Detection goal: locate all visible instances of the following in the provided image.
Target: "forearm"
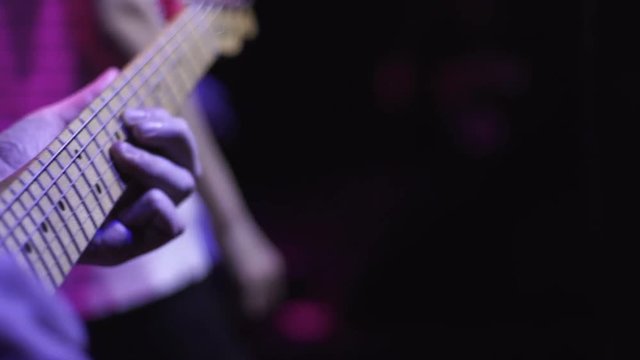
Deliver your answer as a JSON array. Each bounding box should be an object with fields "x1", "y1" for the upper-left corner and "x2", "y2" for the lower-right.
[{"x1": 182, "y1": 99, "x2": 255, "y2": 237}]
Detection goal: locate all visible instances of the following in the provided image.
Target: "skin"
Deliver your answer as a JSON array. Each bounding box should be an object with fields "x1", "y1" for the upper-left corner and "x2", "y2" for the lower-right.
[
  {"x1": 0, "y1": 68, "x2": 201, "y2": 266},
  {"x1": 97, "y1": 0, "x2": 286, "y2": 318},
  {"x1": 0, "y1": 258, "x2": 89, "y2": 360},
  {"x1": 1, "y1": 68, "x2": 201, "y2": 358}
]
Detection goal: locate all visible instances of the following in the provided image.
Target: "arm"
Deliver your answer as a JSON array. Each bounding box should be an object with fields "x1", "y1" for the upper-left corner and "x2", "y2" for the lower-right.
[
  {"x1": 185, "y1": 99, "x2": 286, "y2": 318},
  {"x1": 0, "y1": 69, "x2": 200, "y2": 265},
  {"x1": 0, "y1": 258, "x2": 88, "y2": 360},
  {"x1": 96, "y1": 0, "x2": 285, "y2": 317}
]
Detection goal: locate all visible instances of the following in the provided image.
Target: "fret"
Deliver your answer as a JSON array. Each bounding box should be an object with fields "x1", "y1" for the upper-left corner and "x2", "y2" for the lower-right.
[
  {"x1": 184, "y1": 19, "x2": 206, "y2": 71},
  {"x1": 1, "y1": 202, "x2": 18, "y2": 230},
  {"x1": 7, "y1": 181, "x2": 21, "y2": 197},
  {"x1": 191, "y1": 20, "x2": 212, "y2": 65},
  {"x1": 56, "y1": 168, "x2": 96, "y2": 248},
  {"x1": 83, "y1": 159, "x2": 109, "y2": 219},
  {"x1": 12, "y1": 219, "x2": 59, "y2": 287},
  {"x1": 1, "y1": 3, "x2": 255, "y2": 291},
  {"x1": 0, "y1": 217, "x2": 9, "y2": 240},
  {"x1": 93, "y1": 129, "x2": 111, "y2": 149},
  {"x1": 84, "y1": 137, "x2": 118, "y2": 208},
  {"x1": 103, "y1": 110, "x2": 124, "y2": 140},
  {"x1": 47, "y1": 204, "x2": 88, "y2": 261},
  {"x1": 70, "y1": 173, "x2": 100, "y2": 234},
  {"x1": 157, "y1": 71, "x2": 182, "y2": 113},
  {"x1": 40, "y1": 192, "x2": 82, "y2": 260},
  {"x1": 1, "y1": 228, "x2": 34, "y2": 272},
  {"x1": 160, "y1": 52, "x2": 186, "y2": 111},
  {"x1": 25, "y1": 180, "x2": 76, "y2": 267},
  {"x1": 66, "y1": 117, "x2": 86, "y2": 135},
  {"x1": 103, "y1": 106, "x2": 120, "y2": 130},
  {"x1": 25, "y1": 212, "x2": 70, "y2": 282},
  {"x1": 175, "y1": 57, "x2": 194, "y2": 102},
  {"x1": 5, "y1": 232, "x2": 55, "y2": 292},
  {"x1": 87, "y1": 114, "x2": 106, "y2": 135},
  {"x1": 32, "y1": 231, "x2": 70, "y2": 286},
  {"x1": 103, "y1": 167, "x2": 125, "y2": 202},
  {"x1": 26, "y1": 158, "x2": 44, "y2": 180},
  {"x1": 84, "y1": 138, "x2": 102, "y2": 159},
  {"x1": 180, "y1": 44, "x2": 202, "y2": 89},
  {"x1": 10, "y1": 195, "x2": 28, "y2": 222},
  {"x1": 47, "y1": 156, "x2": 65, "y2": 181},
  {"x1": 55, "y1": 128, "x2": 72, "y2": 145},
  {"x1": 63, "y1": 144, "x2": 109, "y2": 222},
  {"x1": 32, "y1": 191, "x2": 79, "y2": 265},
  {"x1": 88, "y1": 97, "x2": 105, "y2": 114},
  {"x1": 78, "y1": 107, "x2": 96, "y2": 127},
  {"x1": 100, "y1": 86, "x2": 116, "y2": 103}
]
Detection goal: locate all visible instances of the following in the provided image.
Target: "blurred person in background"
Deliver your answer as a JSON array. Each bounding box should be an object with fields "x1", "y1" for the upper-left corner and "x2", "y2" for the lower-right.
[
  {"x1": 212, "y1": 0, "x2": 601, "y2": 358},
  {"x1": 0, "y1": 0, "x2": 285, "y2": 359}
]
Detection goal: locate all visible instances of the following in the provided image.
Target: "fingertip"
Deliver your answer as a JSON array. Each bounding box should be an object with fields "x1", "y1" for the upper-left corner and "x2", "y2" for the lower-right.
[
  {"x1": 95, "y1": 220, "x2": 133, "y2": 248},
  {"x1": 110, "y1": 141, "x2": 136, "y2": 160},
  {"x1": 122, "y1": 109, "x2": 149, "y2": 126},
  {"x1": 99, "y1": 67, "x2": 120, "y2": 85}
]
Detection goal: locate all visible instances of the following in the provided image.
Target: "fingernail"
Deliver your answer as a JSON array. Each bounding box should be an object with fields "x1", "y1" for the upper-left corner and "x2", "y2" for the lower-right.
[
  {"x1": 96, "y1": 220, "x2": 133, "y2": 247},
  {"x1": 123, "y1": 109, "x2": 148, "y2": 125},
  {"x1": 135, "y1": 120, "x2": 164, "y2": 137},
  {"x1": 116, "y1": 142, "x2": 136, "y2": 158}
]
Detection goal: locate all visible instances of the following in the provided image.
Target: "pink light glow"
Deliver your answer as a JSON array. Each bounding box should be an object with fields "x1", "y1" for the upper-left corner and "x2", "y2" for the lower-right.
[{"x1": 275, "y1": 299, "x2": 335, "y2": 344}]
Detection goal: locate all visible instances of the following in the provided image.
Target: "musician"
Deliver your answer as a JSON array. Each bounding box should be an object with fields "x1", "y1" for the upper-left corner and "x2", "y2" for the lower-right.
[
  {"x1": 0, "y1": 68, "x2": 201, "y2": 358},
  {"x1": 1, "y1": 1, "x2": 284, "y2": 359}
]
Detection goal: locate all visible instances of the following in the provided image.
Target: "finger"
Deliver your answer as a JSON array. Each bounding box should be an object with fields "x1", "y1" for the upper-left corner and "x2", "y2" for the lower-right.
[
  {"x1": 47, "y1": 68, "x2": 119, "y2": 124},
  {"x1": 110, "y1": 142, "x2": 195, "y2": 202},
  {"x1": 82, "y1": 189, "x2": 184, "y2": 265},
  {"x1": 122, "y1": 108, "x2": 200, "y2": 175},
  {"x1": 118, "y1": 189, "x2": 185, "y2": 254}
]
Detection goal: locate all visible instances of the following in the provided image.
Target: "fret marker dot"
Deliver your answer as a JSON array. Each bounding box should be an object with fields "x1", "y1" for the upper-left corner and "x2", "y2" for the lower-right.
[
  {"x1": 58, "y1": 200, "x2": 66, "y2": 211},
  {"x1": 115, "y1": 132, "x2": 122, "y2": 140},
  {"x1": 95, "y1": 183, "x2": 103, "y2": 194},
  {"x1": 75, "y1": 149, "x2": 82, "y2": 160},
  {"x1": 24, "y1": 243, "x2": 33, "y2": 254},
  {"x1": 41, "y1": 222, "x2": 49, "y2": 233}
]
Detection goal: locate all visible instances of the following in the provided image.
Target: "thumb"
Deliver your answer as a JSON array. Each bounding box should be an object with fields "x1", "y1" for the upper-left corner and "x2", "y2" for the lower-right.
[
  {"x1": 46, "y1": 67, "x2": 119, "y2": 124},
  {"x1": 0, "y1": 68, "x2": 120, "y2": 182}
]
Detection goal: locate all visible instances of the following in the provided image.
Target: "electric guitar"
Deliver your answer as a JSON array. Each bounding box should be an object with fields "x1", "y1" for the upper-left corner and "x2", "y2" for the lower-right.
[{"x1": 0, "y1": 0, "x2": 256, "y2": 292}]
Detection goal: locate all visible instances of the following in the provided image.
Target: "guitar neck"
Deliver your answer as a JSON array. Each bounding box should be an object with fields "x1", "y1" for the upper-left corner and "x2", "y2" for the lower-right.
[{"x1": 0, "y1": 3, "x2": 255, "y2": 292}]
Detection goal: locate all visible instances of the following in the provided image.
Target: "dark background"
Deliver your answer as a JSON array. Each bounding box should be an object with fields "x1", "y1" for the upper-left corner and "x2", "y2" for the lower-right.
[{"x1": 210, "y1": 1, "x2": 621, "y2": 358}]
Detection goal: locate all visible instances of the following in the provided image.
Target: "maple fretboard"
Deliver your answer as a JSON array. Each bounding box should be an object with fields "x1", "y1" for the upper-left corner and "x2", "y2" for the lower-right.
[{"x1": 0, "y1": 3, "x2": 255, "y2": 292}]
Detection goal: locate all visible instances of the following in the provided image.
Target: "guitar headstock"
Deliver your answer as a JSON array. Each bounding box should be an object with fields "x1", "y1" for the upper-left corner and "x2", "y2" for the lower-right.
[{"x1": 184, "y1": 0, "x2": 258, "y2": 57}]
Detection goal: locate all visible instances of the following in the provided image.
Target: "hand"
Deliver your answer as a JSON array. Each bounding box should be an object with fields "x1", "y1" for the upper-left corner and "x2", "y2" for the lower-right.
[
  {"x1": 0, "y1": 69, "x2": 119, "y2": 181},
  {"x1": 220, "y1": 220, "x2": 286, "y2": 319},
  {"x1": 0, "y1": 258, "x2": 88, "y2": 360},
  {"x1": 0, "y1": 68, "x2": 201, "y2": 266},
  {"x1": 82, "y1": 107, "x2": 200, "y2": 265}
]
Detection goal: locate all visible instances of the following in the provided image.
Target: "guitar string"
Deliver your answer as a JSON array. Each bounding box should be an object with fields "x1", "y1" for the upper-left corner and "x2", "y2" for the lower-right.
[
  {"x1": 23, "y1": 9, "x2": 218, "y2": 250},
  {"x1": 0, "y1": 5, "x2": 217, "y2": 281},
  {"x1": 3, "y1": 14, "x2": 199, "y2": 285},
  {"x1": 0, "y1": 5, "x2": 199, "y2": 255},
  {"x1": 21, "y1": 26, "x2": 203, "y2": 247},
  {"x1": 13, "y1": 8, "x2": 212, "y2": 259},
  {"x1": 0, "y1": 7, "x2": 205, "y2": 282}
]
